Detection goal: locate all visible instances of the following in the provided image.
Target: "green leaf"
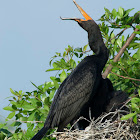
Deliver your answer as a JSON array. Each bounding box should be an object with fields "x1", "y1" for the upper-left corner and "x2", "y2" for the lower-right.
[
  {"x1": 51, "y1": 59, "x2": 69, "y2": 70},
  {"x1": 68, "y1": 45, "x2": 73, "y2": 51},
  {"x1": 56, "y1": 52, "x2": 61, "y2": 56},
  {"x1": 112, "y1": 9, "x2": 117, "y2": 19},
  {"x1": 44, "y1": 104, "x2": 50, "y2": 112},
  {"x1": 17, "y1": 132, "x2": 23, "y2": 139},
  {"x1": 28, "y1": 98, "x2": 38, "y2": 107},
  {"x1": 138, "y1": 89, "x2": 140, "y2": 97},
  {"x1": 123, "y1": 8, "x2": 134, "y2": 17},
  {"x1": 0, "y1": 123, "x2": 7, "y2": 129},
  {"x1": 60, "y1": 70, "x2": 67, "y2": 83},
  {"x1": 74, "y1": 52, "x2": 78, "y2": 57},
  {"x1": 7, "y1": 112, "x2": 15, "y2": 119},
  {"x1": 37, "y1": 102, "x2": 42, "y2": 107},
  {"x1": 26, "y1": 126, "x2": 35, "y2": 137},
  {"x1": 111, "y1": 33, "x2": 115, "y2": 44},
  {"x1": 13, "y1": 133, "x2": 18, "y2": 139},
  {"x1": 83, "y1": 44, "x2": 88, "y2": 52},
  {"x1": 117, "y1": 38, "x2": 122, "y2": 47},
  {"x1": 70, "y1": 59, "x2": 76, "y2": 69},
  {"x1": 22, "y1": 105, "x2": 36, "y2": 111},
  {"x1": 44, "y1": 97, "x2": 50, "y2": 105},
  {"x1": 52, "y1": 62, "x2": 59, "y2": 68},
  {"x1": 121, "y1": 113, "x2": 137, "y2": 120},
  {"x1": 63, "y1": 51, "x2": 66, "y2": 57},
  {"x1": 131, "y1": 97, "x2": 140, "y2": 103},
  {"x1": 104, "y1": 8, "x2": 110, "y2": 19},
  {"x1": 79, "y1": 53, "x2": 83, "y2": 58},
  {"x1": 3, "y1": 106, "x2": 14, "y2": 111},
  {"x1": 122, "y1": 35, "x2": 125, "y2": 42},
  {"x1": 49, "y1": 90, "x2": 55, "y2": 100},
  {"x1": 10, "y1": 88, "x2": 18, "y2": 96},
  {"x1": 18, "y1": 90, "x2": 23, "y2": 95},
  {"x1": 10, "y1": 101, "x2": 17, "y2": 106},
  {"x1": 28, "y1": 112, "x2": 35, "y2": 121},
  {"x1": 136, "y1": 25, "x2": 140, "y2": 29},
  {"x1": 105, "y1": 12, "x2": 109, "y2": 19},
  {"x1": 133, "y1": 48, "x2": 140, "y2": 59},
  {"x1": 42, "y1": 93, "x2": 47, "y2": 102},
  {"x1": 31, "y1": 82, "x2": 41, "y2": 91},
  {"x1": 50, "y1": 77, "x2": 59, "y2": 89},
  {"x1": 19, "y1": 117, "x2": 27, "y2": 122},
  {"x1": 0, "y1": 128, "x2": 12, "y2": 137},
  {"x1": 46, "y1": 68, "x2": 62, "y2": 72},
  {"x1": 118, "y1": 7, "x2": 124, "y2": 18},
  {"x1": 131, "y1": 102, "x2": 139, "y2": 112},
  {"x1": 133, "y1": 115, "x2": 137, "y2": 124},
  {"x1": 74, "y1": 47, "x2": 82, "y2": 52},
  {"x1": 10, "y1": 88, "x2": 14, "y2": 94},
  {"x1": 134, "y1": 31, "x2": 140, "y2": 34}
]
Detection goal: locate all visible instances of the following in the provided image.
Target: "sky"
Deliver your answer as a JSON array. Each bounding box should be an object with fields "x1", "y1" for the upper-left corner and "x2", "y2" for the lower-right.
[{"x1": 0, "y1": 0, "x2": 140, "y2": 122}]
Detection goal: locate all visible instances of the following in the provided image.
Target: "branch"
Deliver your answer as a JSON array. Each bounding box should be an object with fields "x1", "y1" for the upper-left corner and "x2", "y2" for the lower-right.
[
  {"x1": 110, "y1": 28, "x2": 127, "y2": 41},
  {"x1": 111, "y1": 71, "x2": 140, "y2": 82},
  {"x1": 7, "y1": 118, "x2": 44, "y2": 123},
  {"x1": 102, "y1": 24, "x2": 140, "y2": 79},
  {"x1": 132, "y1": 81, "x2": 140, "y2": 87}
]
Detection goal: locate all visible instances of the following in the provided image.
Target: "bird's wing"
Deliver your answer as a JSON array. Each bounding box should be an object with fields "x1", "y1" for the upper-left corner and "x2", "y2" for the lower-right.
[{"x1": 46, "y1": 66, "x2": 97, "y2": 128}]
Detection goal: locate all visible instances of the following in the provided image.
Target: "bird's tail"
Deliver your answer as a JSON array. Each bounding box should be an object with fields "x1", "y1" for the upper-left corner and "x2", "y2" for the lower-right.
[{"x1": 31, "y1": 126, "x2": 49, "y2": 140}]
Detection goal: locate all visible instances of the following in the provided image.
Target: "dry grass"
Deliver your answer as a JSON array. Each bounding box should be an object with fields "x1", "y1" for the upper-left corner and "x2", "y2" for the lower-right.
[{"x1": 51, "y1": 109, "x2": 140, "y2": 140}]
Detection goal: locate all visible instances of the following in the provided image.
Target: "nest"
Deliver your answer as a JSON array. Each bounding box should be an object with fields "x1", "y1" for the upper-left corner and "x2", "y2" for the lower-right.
[{"x1": 51, "y1": 109, "x2": 140, "y2": 140}]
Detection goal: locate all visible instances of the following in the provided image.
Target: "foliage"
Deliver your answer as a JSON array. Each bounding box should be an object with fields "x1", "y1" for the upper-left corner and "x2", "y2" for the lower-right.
[
  {"x1": 0, "y1": 123, "x2": 12, "y2": 140},
  {"x1": 99, "y1": 8, "x2": 140, "y2": 93},
  {"x1": 121, "y1": 89, "x2": 140, "y2": 124},
  {"x1": 1, "y1": 7, "x2": 140, "y2": 140}
]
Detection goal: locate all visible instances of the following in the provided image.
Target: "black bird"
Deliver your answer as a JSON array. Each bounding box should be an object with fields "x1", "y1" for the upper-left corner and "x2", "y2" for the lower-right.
[
  {"x1": 71, "y1": 78, "x2": 114, "y2": 130},
  {"x1": 72, "y1": 78, "x2": 129, "y2": 129},
  {"x1": 106, "y1": 90, "x2": 129, "y2": 120},
  {"x1": 31, "y1": 0, "x2": 109, "y2": 139}
]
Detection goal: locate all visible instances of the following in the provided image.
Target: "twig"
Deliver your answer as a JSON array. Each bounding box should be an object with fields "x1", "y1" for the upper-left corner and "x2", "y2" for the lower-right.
[
  {"x1": 69, "y1": 116, "x2": 90, "y2": 131},
  {"x1": 7, "y1": 118, "x2": 44, "y2": 123},
  {"x1": 83, "y1": 49, "x2": 91, "y2": 53},
  {"x1": 132, "y1": 81, "x2": 140, "y2": 87},
  {"x1": 111, "y1": 71, "x2": 140, "y2": 82},
  {"x1": 110, "y1": 28, "x2": 127, "y2": 41},
  {"x1": 111, "y1": 66, "x2": 140, "y2": 87},
  {"x1": 102, "y1": 24, "x2": 140, "y2": 79}
]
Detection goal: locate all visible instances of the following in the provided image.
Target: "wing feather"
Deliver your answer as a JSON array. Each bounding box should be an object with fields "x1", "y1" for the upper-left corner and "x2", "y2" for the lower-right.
[
  {"x1": 45, "y1": 60, "x2": 98, "y2": 128},
  {"x1": 52, "y1": 69, "x2": 96, "y2": 127}
]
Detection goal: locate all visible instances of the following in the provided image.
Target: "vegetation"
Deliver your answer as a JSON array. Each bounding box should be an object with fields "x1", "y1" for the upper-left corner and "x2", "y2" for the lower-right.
[{"x1": 0, "y1": 7, "x2": 140, "y2": 140}]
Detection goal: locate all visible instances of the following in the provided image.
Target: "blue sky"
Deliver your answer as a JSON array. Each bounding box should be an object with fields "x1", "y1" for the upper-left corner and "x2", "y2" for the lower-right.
[{"x1": 0, "y1": 0, "x2": 140, "y2": 121}]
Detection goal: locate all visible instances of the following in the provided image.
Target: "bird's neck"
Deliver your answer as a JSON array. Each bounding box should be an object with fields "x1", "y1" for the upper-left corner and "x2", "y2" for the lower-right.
[
  {"x1": 96, "y1": 45, "x2": 109, "y2": 70},
  {"x1": 88, "y1": 34, "x2": 109, "y2": 72},
  {"x1": 88, "y1": 30, "x2": 109, "y2": 65}
]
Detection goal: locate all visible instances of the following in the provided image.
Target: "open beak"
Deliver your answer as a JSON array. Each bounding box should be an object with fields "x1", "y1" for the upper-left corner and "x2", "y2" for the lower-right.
[{"x1": 61, "y1": 0, "x2": 93, "y2": 22}]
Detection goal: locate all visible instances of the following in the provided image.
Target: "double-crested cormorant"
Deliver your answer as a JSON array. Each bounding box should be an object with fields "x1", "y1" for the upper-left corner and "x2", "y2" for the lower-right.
[{"x1": 31, "y1": 0, "x2": 109, "y2": 139}]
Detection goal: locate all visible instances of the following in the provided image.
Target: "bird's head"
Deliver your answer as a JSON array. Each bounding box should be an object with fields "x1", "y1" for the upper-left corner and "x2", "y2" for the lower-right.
[
  {"x1": 61, "y1": 0, "x2": 98, "y2": 32},
  {"x1": 61, "y1": 0, "x2": 107, "y2": 57}
]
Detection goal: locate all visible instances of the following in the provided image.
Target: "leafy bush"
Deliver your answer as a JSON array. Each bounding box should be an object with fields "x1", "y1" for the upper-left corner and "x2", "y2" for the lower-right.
[{"x1": 1, "y1": 7, "x2": 140, "y2": 140}]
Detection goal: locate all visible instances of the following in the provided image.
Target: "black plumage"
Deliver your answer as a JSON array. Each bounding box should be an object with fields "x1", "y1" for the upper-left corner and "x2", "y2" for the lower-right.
[
  {"x1": 106, "y1": 90, "x2": 129, "y2": 121},
  {"x1": 72, "y1": 78, "x2": 129, "y2": 130},
  {"x1": 71, "y1": 78, "x2": 114, "y2": 130},
  {"x1": 31, "y1": 1, "x2": 109, "y2": 139}
]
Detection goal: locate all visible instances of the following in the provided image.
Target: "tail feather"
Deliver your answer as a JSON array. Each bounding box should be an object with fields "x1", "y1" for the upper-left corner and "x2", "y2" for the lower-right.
[{"x1": 31, "y1": 126, "x2": 49, "y2": 140}]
